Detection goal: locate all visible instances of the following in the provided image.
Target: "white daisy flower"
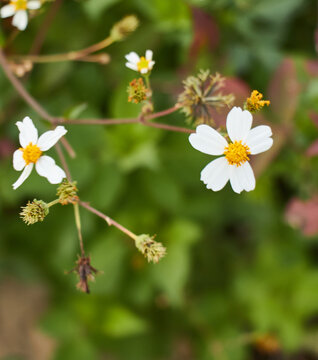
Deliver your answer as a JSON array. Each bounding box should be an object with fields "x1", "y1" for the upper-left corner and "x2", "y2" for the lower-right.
[
  {"x1": 1, "y1": 0, "x2": 41, "y2": 31},
  {"x1": 125, "y1": 50, "x2": 155, "y2": 74},
  {"x1": 189, "y1": 107, "x2": 273, "y2": 194},
  {"x1": 13, "y1": 116, "x2": 67, "y2": 190}
]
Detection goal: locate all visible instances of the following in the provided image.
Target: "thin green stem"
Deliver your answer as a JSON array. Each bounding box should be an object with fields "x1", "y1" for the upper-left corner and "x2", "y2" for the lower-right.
[
  {"x1": 74, "y1": 203, "x2": 85, "y2": 256},
  {"x1": 47, "y1": 199, "x2": 60, "y2": 207}
]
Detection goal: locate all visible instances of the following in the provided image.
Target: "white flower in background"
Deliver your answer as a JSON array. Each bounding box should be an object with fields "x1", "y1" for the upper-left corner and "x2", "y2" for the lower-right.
[
  {"x1": 189, "y1": 107, "x2": 273, "y2": 194},
  {"x1": 13, "y1": 117, "x2": 67, "y2": 189},
  {"x1": 125, "y1": 50, "x2": 155, "y2": 74},
  {"x1": 0, "y1": 0, "x2": 41, "y2": 31}
]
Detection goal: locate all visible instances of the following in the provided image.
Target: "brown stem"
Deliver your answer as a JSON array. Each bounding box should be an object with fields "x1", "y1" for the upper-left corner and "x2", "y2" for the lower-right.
[
  {"x1": 54, "y1": 143, "x2": 72, "y2": 182},
  {"x1": 29, "y1": 0, "x2": 64, "y2": 56},
  {"x1": 147, "y1": 105, "x2": 181, "y2": 120},
  {"x1": 143, "y1": 121, "x2": 194, "y2": 134},
  {"x1": 79, "y1": 201, "x2": 137, "y2": 241},
  {"x1": 57, "y1": 118, "x2": 139, "y2": 125}
]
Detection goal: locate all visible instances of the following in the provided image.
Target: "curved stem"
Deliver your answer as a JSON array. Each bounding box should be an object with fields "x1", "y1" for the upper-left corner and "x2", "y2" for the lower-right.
[{"x1": 79, "y1": 201, "x2": 137, "y2": 241}]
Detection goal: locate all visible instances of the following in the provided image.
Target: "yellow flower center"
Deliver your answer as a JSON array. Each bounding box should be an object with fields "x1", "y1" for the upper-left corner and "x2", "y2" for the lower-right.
[
  {"x1": 224, "y1": 141, "x2": 251, "y2": 167},
  {"x1": 20, "y1": 142, "x2": 42, "y2": 165},
  {"x1": 137, "y1": 56, "x2": 150, "y2": 72},
  {"x1": 10, "y1": 0, "x2": 27, "y2": 11}
]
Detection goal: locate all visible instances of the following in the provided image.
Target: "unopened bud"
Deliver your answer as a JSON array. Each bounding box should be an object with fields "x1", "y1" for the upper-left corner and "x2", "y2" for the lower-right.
[
  {"x1": 57, "y1": 179, "x2": 79, "y2": 205},
  {"x1": 110, "y1": 15, "x2": 139, "y2": 41}
]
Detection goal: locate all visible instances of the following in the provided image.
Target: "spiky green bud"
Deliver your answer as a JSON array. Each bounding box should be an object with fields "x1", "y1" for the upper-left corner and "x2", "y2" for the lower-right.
[
  {"x1": 135, "y1": 234, "x2": 166, "y2": 263},
  {"x1": 20, "y1": 199, "x2": 49, "y2": 225}
]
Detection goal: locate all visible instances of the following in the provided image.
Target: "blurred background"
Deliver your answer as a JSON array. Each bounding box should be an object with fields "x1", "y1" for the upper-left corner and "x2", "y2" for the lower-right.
[{"x1": 0, "y1": 0, "x2": 318, "y2": 359}]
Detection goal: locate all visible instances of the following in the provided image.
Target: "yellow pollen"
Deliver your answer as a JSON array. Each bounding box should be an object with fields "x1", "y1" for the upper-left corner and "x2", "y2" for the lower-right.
[
  {"x1": 10, "y1": 0, "x2": 27, "y2": 11},
  {"x1": 224, "y1": 141, "x2": 250, "y2": 167},
  {"x1": 137, "y1": 56, "x2": 150, "y2": 71},
  {"x1": 20, "y1": 142, "x2": 42, "y2": 165},
  {"x1": 245, "y1": 90, "x2": 270, "y2": 112}
]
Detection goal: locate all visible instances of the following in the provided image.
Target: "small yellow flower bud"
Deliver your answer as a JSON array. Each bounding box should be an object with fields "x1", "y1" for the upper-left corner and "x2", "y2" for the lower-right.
[
  {"x1": 110, "y1": 15, "x2": 139, "y2": 41},
  {"x1": 57, "y1": 180, "x2": 79, "y2": 205},
  {"x1": 20, "y1": 199, "x2": 49, "y2": 225},
  {"x1": 178, "y1": 70, "x2": 235, "y2": 126},
  {"x1": 245, "y1": 90, "x2": 270, "y2": 112},
  {"x1": 135, "y1": 234, "x2": 166, "y2": 263}
]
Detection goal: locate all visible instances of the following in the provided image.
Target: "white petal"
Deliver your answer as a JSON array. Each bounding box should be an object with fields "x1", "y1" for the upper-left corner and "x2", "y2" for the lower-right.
[
  {"x1": 229, "y1": 162, "x2": 255, "y2": 194},
  {"x1": 16, "y1": 116, "x2": 38, "y2": 147},
  {"x1": 140, "y1": 68, "x2": 148, "y2": 74},
  {"x1": 125, "y1": 62, "x2": 138, "y2": 71},
  {"x1": 12, "y1": 10, "x2": 28, "y2": 31},
  {"x1": 246, "y1": 125, "x2": 273, "y2": 154},
  {"x1": 12, "y1": 163, "x2": 33, "y2": 189},
  {"x1": 148, "y1": 60, "x2": 155, "y2": 69},
  {"x1": 35, "y1": 156, "x2": 66, "y2": 184},
  {"x1": 13, "y1": 149, "x2": 26, "y2": 171},
  {"x1": 125, "y1": 52, "x2": 140, "y2": 64},
  {"x1": 226, "y1": 107, "x2": 253, "y2": 142},
  {"x1": 145, "y1": 50, "x2": 153, "y2": 61},
  {"x1": 200, "y1": 157, "x2": 230, "y2": 191},
  {"x1": 37, "y1": 126, "x2": 67, "y2": 151},
  {"x1": 189, "y1": 124, "x2": 228, "y2": 155},
  {"x1": 27, "y1": 1, "x2": 41, "y2": 10},
  {"x1": 1, "y1": 4, "x2": 15, "y2": 18}
]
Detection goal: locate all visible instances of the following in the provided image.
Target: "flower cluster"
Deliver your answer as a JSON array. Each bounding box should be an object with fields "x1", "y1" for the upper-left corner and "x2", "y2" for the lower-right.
[{"x1": 2, "y1": 0, "x2": 274, "y2": 294}]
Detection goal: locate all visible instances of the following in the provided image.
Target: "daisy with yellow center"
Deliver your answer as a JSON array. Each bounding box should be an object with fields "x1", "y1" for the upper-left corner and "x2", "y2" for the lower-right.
[
  {"x1": 13, "y1": 116, "x2": 67, "y2": 190},
  {"x1": 1, "y1": 0, "x2": 41, "y2": 31},
  {"x1": 125, "y1": 50, "x2": 155, "y2": 74},
  {"x1": 189, "y1": 107, "x2": 273, "y2": 193}
]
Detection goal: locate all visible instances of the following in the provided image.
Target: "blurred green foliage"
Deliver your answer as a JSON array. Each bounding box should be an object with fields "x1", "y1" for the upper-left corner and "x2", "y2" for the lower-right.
[{"x1": 0, "y1": 0, "x2": 318, "y2": 359}]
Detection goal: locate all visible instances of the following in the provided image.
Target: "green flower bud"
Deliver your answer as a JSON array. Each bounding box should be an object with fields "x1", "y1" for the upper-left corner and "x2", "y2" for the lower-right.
[
  {"x1": 57, "y1": 180, "x2": 79, "y2": 205},
  {"x1": 135, "y1": 234, "x2": 166, "y2": 263},
  {"x1": 20, "y1": 199, "x2": 49, "y2": 225}
]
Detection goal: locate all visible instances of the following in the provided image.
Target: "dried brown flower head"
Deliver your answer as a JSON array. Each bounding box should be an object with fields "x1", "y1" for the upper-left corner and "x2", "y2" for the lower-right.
[
  {"x1": 178, "y1": 70, "x2": 234, "y2": 126},
  {"x1": 20, "y1": 199, "x2": 49, "y2": 225},
  {"x1": 135, "y1": 234, "x2": 166, "y2": 263},
  {"x1": 68, "y1": 255, "x2": 98, "y2": 294},
  {"x1": 57, "y1": 179, "x2": 79, "y2": 205}
]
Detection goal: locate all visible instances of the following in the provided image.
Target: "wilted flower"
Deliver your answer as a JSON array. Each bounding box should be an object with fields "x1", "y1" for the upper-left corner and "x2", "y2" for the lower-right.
[
  {"x1": 13, "y1": 116, "x2": 67, "y2": 189},
  {"x1": 135, "y1": 234, "x2": 166, "y2": 263},
  {"x1": 20, "y1": 199, "x2": 49, "y2": 225},
  {"x1": 127, "y1": 78, "x2": 148, "y2": 104},
  {"x1": 57, "y1": 179, "x2": 79, "y2": 205},
  {"x1": 0, "y1": 0, "x2": 41, "y2": 31},
  {"x1": 189, "y1": 107, "x2": 273, "y2": 194},
  {"x1": 110, "y1": 15, "x2": 139, "y2": 41},
  {"x1": 178, "y1": 70, "x2": 234, "y2": 126},
  {"x1": 245, "y1": 90, "x2": 270, "y2": 112},
  {"x1": 125, "y1": 50, "x2": 155, "y2": 74},
  {"x1": 68, "y1": 255, "x2": 98, "y2": 294}
]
